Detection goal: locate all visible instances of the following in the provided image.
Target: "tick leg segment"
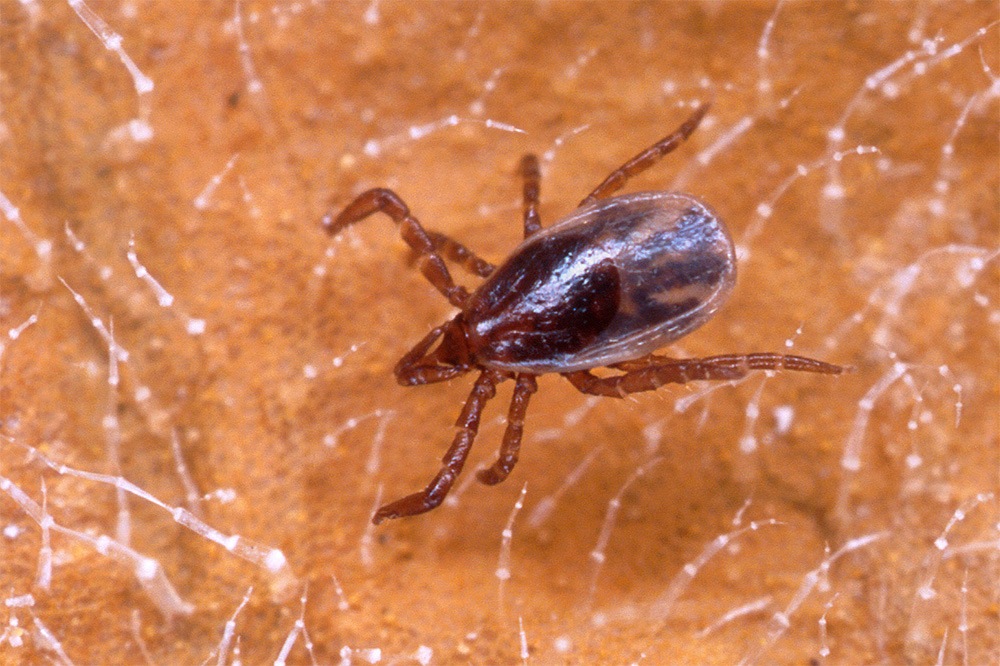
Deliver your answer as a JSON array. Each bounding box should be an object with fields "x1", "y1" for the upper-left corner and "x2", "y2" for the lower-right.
[
  {"x1": 373, "y1": 370, "x2": 503, "y2": 524},
  {"x1": 477, "y1": 374, "x2": 538, "y2": 486},
  {"x1": 579, "y1": 102, "x2": 711, "y2": 207},
  {"x1": 564, "y1": 353, "x2": 847, "y2": 398},
  {"x1": 323, "y1": 188, "x2": 469, "y2": 308},
  {"x1": 425, "y1": 231, "x2": 495, "y2": 277},
  {"x1": 520, "y1": 154, "x2": 542, "y2": 238}
]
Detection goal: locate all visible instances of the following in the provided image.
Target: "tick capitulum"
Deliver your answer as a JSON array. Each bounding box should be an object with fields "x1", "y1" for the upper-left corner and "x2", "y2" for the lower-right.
[{"x1": 322, "y1": 102, "x2": 846, "y2": 525}]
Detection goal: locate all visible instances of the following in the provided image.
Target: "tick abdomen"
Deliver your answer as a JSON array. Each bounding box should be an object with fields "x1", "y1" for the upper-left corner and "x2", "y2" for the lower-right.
[{"x1": 465, "y1": 192, "x2": 736, "y2": 373}]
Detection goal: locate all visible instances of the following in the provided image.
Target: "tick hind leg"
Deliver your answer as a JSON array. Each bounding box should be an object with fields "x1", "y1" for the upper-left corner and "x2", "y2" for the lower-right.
[
  {"x1": 563, "y1": 353, "x2": 847, "y2": 398},
  {"x1": 322, "y1": 188, "x2": 471, "y2": 308},
  {"x1": 373, "y1": 370, "x2": 502, "y2": 524},
  {"x1": 579, "y1": 102, "x2": 711, "y2": 207}
]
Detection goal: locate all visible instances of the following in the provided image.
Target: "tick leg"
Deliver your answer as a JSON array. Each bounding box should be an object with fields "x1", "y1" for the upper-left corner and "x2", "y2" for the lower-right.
[
  {"x1": 425, "y1": 231, "x2": 495, "y2": 277},
  {"x1": 373, "y1": 370, "x2": 502, "y2": 524},
  {"x1": 579, "y1": 102, "x2": 710, "y2": 207},
  {"x1": 564, "y1": 353, "x2": 847, "y2": 398},
  {"x1": 477, "y1": 374, "x2": 538, "y2": 486},
  {"x1": 520, "y1": 154, "x2": 542, "y2": 238},
  {"x1": 322, "y1": 188, "x2": 469, "y2": 308},
  {"x1": 406, "y1": 151, "x2": 543, "y2": 272}
]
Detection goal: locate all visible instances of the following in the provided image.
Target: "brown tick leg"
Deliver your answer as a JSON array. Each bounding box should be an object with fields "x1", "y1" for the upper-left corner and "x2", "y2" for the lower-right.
[
  {"x1": 564, "y1": 353, "x2": 847, "y2": 398},
  {"x1": 579, "y1": 102, "x2": 711, "y2": 207},
  {"x1": 520, "y1": 154, "x2": 542, "y2": 238},
  {"x1": 424, "y1": 231, "x2": 496, "y2": 277},
  {"x1": 477, "y1": 374, "x2": 538, "y2": 486},
  {"x1": 402, "y1": 151, "x2": 542, "y2": 273},
  {"x1": 322, "y1": 188, "x2": 469, "y2": 308},
  {"x1": 373, "y1": 371, "x2": 502, "y2": 524}
]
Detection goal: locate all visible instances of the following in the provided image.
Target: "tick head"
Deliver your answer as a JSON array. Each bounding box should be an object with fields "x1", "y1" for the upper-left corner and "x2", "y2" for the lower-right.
[{"x1": 422, "y1": 315, "x2": 473, "y2": 370}]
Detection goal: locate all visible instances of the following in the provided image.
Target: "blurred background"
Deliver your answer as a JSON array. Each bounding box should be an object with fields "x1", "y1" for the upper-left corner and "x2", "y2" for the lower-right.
[{"x1": 1, "y1": 1, "x2": 997, "y2": 663}]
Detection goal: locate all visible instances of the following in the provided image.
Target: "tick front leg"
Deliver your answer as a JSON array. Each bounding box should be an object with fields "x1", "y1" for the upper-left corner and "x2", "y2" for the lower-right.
[
  {"x1": 564, "y1": 353, "x2": 847, "y2": 398},
  {"x1": 520, "y1": 154, "x2": 542, "y2": 238},
  {"x1": 322, "y1": 188, "x2": 469, "y2": 308},
  {"x1": 425, "y1": 231, "x2": 496, "y2": 278},
  {"x1": 477, "y1": 374, "x2": 538, "y2": 486},
  {"x1": 373, "y1": 370, "x2": 502, "y2": 524}
]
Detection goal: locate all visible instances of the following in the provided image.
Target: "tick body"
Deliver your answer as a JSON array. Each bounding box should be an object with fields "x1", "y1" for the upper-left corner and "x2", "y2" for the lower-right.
[
  {"x1": 464, "y1": 191, "x2": 734, "y2": 374},
  {"x1": 323, "y1": 103, "x2": 845, "y2": 524}
]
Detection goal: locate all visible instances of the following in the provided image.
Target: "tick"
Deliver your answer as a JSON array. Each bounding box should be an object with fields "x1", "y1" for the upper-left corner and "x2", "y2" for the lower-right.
[{"x1": 322, "y1": 102, "x2": 846, "y2": 524}]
